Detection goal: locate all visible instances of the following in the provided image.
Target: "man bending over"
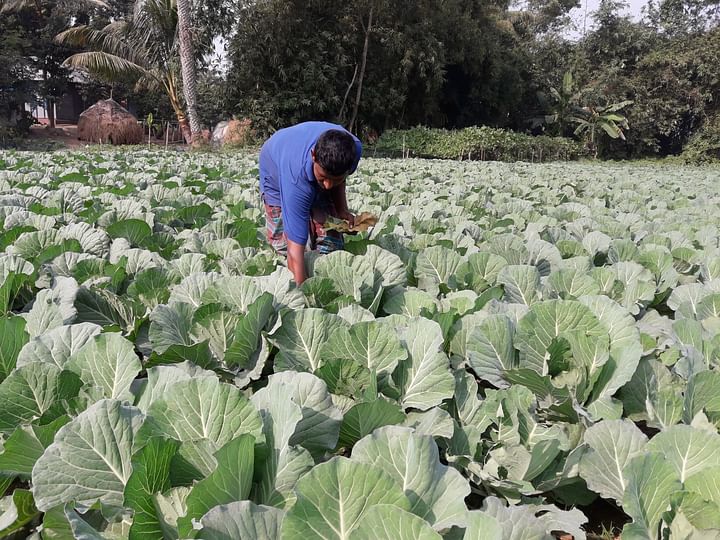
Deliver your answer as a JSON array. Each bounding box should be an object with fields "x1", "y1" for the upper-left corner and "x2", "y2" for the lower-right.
[{"x1": 259, "y1": 121, "x2": 363, "y2": 284}]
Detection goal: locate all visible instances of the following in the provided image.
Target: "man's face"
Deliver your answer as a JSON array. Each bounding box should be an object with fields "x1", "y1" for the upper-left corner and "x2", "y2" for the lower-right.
[{"x1": 312, "y1": 151, "x2": 346, "y2": 190}]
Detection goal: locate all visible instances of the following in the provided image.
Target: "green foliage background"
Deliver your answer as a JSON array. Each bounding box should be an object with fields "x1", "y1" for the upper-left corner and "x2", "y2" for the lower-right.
[{"x1": 1, "y1": 0, "x2": 719, "y2": 160}]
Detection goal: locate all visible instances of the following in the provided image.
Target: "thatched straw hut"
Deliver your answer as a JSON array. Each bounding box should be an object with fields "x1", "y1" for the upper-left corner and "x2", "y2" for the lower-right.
[{"x1": 77, "y1": 99, "x2": 144, "y2": 145}]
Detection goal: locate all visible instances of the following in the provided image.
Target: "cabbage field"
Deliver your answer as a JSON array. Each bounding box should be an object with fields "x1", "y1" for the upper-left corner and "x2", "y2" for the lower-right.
[{"x1": 0, "y1": 150, "x2": 719, "y2": 539}]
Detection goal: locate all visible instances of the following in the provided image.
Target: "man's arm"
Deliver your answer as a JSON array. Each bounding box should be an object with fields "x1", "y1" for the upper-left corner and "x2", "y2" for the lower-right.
[
  {"x1": 287, "y1": 239, "x2": 306, "y2": 285},
  {"x1": 280, "y1": 175, "x2": 313, "y2": 285}
]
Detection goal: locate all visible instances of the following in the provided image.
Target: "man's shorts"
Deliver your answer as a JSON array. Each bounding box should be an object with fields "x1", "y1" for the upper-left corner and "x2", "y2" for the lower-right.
[{"x1": 263, "y1": 193, "x2": 344, "y2": 255}]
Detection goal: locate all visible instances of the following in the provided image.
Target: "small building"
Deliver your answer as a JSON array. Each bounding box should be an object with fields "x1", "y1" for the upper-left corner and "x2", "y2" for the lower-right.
[
  {"x1": 24, "y1": 69, "x2": 87, "y2": 125},
  {"x1": 26, "y1": 91, "x2": 84, "y2": 125}
]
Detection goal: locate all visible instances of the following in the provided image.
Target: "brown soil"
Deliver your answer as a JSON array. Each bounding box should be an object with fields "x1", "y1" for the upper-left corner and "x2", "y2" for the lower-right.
[
  {"x1": 27, "y1": 124, "x2": 187, "y2": 150},
  {"x1": 28, "y1": 124, "x2": 89, "y2": 149},
  {"x1": 579, "y1": 499, "x2": 628, "y2": 539}
]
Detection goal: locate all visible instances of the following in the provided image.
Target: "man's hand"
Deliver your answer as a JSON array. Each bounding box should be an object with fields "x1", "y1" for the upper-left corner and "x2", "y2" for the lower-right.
[
  {"x1": 337, "y1": 210, "x2": 355, "y2": 227},
  {"x1": 287, "y1": 239, "x2": 307, "y2": 285}
]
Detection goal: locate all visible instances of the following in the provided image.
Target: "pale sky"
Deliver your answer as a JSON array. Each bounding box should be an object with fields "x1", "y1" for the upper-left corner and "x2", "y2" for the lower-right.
[
  {"x1": 567, "y1": 0, "x2": 650, "y2": 37},
  {"x1": 209, "y1": 36, "x2": 230, "y2": 74}
]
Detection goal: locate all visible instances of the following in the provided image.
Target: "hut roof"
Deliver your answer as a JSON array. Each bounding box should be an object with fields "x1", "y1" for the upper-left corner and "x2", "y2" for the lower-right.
[{"x1": 77, "y1": 99, "x2": 144, "y2": 145}]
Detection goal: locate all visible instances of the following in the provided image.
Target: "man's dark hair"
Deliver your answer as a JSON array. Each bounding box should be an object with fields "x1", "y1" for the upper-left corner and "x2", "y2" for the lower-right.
[{"x1": 314, "y1": 129, "x2": 357, "y2": 176}]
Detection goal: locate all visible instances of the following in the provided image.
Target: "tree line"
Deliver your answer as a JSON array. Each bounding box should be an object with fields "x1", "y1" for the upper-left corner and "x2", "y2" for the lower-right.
[{"x1": 1, "y1": 0, "x2": 718, "y2": 159}]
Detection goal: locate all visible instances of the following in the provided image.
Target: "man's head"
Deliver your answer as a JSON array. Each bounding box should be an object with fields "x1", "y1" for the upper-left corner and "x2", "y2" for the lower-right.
[{"x1": 311, "y1": 129, "x2": 357, "y2": 190}]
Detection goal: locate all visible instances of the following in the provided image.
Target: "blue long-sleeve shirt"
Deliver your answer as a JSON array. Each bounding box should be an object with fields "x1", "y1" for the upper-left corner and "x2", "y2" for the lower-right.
[{"x1": 259, "y1": 121, "x2": 362, "y2": 245}]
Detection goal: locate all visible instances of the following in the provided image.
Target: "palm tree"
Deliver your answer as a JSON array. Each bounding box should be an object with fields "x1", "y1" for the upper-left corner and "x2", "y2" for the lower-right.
[
  {"x1": 570, "y1": 100, "x2": 632, "y2": 158},
  {"x1": 176, "y1": 0, "x2": 201, "y2": 144},
  {"x1": 55, "y1": 0, "x2": 194, "y2": 143}
]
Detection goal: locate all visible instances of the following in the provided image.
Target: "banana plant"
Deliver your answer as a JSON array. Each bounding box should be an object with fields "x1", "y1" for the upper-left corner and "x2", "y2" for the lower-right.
[
  {"x1": 146, "y1": 112, "x2": 154, "y2": 144},
  {"x1": 570, "y1": 100, "x2": 633, "y2": 158},
  {"x1": 532, "y1": 71, "x2": 584, "y2": 137}
]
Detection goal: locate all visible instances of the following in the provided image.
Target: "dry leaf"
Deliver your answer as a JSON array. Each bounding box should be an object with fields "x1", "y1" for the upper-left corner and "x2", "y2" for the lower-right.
[{"x1": 324, "y1": 212, "x2": 378, "y2": 233}]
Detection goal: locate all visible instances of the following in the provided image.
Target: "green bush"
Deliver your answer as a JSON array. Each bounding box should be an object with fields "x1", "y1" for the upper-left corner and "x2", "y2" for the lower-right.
[
  {"x1": 0, "y1": 122, "x2": 24, "y2": 149},
  {"x1": 375, "y1": 126, "x2": 587, "y2": 162},
  {"x1": 682, "y1": 114, "x2": 720, "y2": 164},
  {"x1": 0, "y1": 109, "x2": 35, "y2": 149}
]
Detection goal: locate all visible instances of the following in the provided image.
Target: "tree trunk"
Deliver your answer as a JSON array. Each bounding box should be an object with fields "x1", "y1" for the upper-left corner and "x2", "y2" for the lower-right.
[
  {"x1": 348, "y1": 4, "x2": 373, "y2": 134},
  {"x1": 338, "y1": 63, "x2": 358, "y2": 123},
  {"x1": 47, "y1": 98, "x2": 56, "y2": 129},
  {"x1": 178, "y1": 115, "x2": 191, "y2": 144},
  {"x1": 176, "y1": 0, "x2": 202, "y2": 145},
  {"x1": 164, "y1": 75, "x2": 192, "y2": 144},
  {"x1": 42, "y1": 68, "x2": 56, "y2": 129}
]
